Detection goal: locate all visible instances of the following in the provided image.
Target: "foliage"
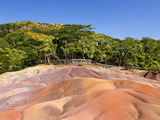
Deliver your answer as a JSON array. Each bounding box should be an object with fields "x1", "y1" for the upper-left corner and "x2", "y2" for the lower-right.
[{"x1": 0, "y1": 21, "x2": 160, "y2": 74}]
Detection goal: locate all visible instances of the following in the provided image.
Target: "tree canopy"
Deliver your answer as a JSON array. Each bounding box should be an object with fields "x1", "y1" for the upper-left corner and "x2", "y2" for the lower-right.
[{"x1": 0, "y1": 21, "x2": 160, "y2": 74}]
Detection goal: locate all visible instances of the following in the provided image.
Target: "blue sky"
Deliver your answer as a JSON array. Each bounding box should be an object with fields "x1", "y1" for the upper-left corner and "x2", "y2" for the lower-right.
[{"x1": 0, "y1": 0, "x2": 160, "y2": 40}]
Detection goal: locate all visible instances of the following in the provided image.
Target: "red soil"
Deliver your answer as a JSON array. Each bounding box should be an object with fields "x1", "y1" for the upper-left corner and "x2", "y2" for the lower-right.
[{"x1": 0, "y1": 64, "x2": 159, "y2": 120}]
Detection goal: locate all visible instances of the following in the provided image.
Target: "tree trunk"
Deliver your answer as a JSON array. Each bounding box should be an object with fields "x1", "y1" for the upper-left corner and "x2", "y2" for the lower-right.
[
  {"x1": 47, "y1": 56, "x2": 50, "y2": 64},
  {"x1": 72, "y1": 53, "x2": 74, "y2": 59},
  {"x1": 119, "y1": 58, "x2": 121, "y2": 66},
  {"x1": 82, "y1": 53, "x2": 85, "y2": 59}
]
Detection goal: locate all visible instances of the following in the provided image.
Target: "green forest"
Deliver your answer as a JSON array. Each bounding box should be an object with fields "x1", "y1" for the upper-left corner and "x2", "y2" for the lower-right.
[{"x1": 0, "y1": 21, "x2": 160, "y2": 74}]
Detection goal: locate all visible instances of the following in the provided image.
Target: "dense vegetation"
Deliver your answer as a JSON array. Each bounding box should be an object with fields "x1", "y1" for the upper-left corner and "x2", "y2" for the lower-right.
[{"x1": 0, "y1": 21, "x2": 160, "y2": 74}]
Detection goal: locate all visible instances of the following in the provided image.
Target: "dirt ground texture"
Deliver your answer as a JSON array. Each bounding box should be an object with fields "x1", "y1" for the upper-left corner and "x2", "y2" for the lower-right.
[{"x1": 0, "y1": 63, "x2": 160, "y2": 120}]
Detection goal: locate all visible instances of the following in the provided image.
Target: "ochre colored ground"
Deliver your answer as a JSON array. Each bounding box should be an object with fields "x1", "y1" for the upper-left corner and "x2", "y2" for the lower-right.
[{"x1": 0, "y1": 64, "x2": 160, "y2": 120}]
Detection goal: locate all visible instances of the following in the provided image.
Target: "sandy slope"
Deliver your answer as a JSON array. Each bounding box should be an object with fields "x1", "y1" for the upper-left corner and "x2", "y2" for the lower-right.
[{"x1": 0, "y1": 64, "x2": 159, "y2": 120}]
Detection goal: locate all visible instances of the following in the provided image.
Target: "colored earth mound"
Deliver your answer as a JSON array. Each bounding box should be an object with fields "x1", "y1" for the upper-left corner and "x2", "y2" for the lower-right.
[{"x1": 0, "y1": 64, "x2": 160, "y2": 120}]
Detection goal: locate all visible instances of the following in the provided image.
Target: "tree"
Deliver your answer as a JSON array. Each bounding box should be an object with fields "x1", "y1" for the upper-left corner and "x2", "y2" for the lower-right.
[
  {"x1": 0, "y1": 21, "x2": 160, "y2": 74},
  {"x1": 55, "y1": 24, "x2": 94, "y2": 59},
  {"x1": 0, "y1": 48, "x2": 27, "y2": 73}
]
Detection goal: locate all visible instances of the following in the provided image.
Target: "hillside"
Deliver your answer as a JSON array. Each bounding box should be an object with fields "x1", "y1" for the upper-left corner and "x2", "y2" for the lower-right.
[
  {"x1": 0, "y1": 21, "x2": 160, "y2": 74},
  {"x1": 0, "y1": 64, "x2": 160, "y2": 120}
]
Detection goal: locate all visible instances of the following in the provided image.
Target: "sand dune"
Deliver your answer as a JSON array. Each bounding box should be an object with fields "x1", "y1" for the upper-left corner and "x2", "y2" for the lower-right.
[{"x1": 0, "y1": 64, "x2": 159, "y2": 120}]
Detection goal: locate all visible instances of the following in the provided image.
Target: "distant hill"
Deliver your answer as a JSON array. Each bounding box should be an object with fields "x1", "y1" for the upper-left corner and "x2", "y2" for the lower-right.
[{"x1": 0, "y1": 21, "x2": 160, "y2": 74}]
